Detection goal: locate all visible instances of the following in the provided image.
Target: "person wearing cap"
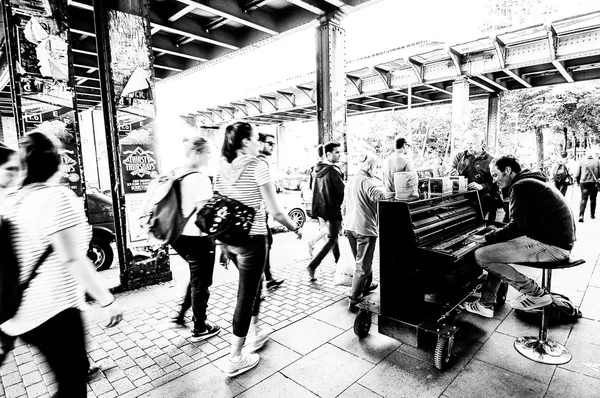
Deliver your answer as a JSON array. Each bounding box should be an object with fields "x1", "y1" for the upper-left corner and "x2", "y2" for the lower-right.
[
  {"x1": 343, "y1": 153, "x2": 394, "y2": 312},
  {"x1": 382, "y1": 137, "x2": 414, "y2": 193}
]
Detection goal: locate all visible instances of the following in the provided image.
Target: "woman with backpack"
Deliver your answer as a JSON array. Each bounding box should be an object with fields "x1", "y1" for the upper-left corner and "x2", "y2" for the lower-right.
[
  {"x1": 0, "y1": 132, "x2": 122, "y2": 397},
  {"x1": 170, "y1": 136, "x2": 221, "y2": 342},
  {"x1": 0, "y1": 142, "x2": 19, "y2": 366},
  {"x1": 217, "y1": 122, "x2": 302, "y2": 377}
]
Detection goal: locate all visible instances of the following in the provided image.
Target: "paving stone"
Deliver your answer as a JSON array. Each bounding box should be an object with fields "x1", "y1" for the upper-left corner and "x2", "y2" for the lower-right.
[
  {"x1": 271, "y1": 316, "x2": 343, "y2": 355},
  {"x1": 546, "y1": 367, "x2": 600, "y2": 398},
  {"x1": 134, "y1": 354, "x2": 157, "y2": 370},
  {"x1": 111, "y1": 377, "x2": 136, "y2": 395},
  {"x1": 25, "y1": 382, "x2": 47, "y2": 398},
  {"x1": 126, "y1": 346, "x2": 146, "y2": 359},
  {"x1": 1, "y1": 371, "x2": 22, "y2": 388},
  {"x1": 444, "y1": 359, "x2": 546, "y2": 398},
  {"x1": 133, "y1": 375, "x2": 152, "y2": 387},
  {"x1": 16, "y1": 361, "x2": 37, "y2": 375},
  {"x1": 236, "y1": 372, "x2": 318, "y2": 398},
  {"x1": 337, "y1": 383, "x2": 383, "y2": 398},
  {"x1": 104, "y1": 367, "x2": 127, "y2": 383},
  {"x1": 20, "y1": 370, "x2": 43, "y2": 387},
  {"x1": 330, "y1": 329, "x2": 401, "y2": 365},
  {"x1": 123, "y1": 366, "x2": 146, "y2": 382},
  {"x1": 4, "y1": 382, "x2": 27, "y2": 398},
  {"x1": 90, "y1": 378, "x2": 114, "y2": 396},
  {"x1": 171, "y1": 352, "x2": 194, "y2": 367}
]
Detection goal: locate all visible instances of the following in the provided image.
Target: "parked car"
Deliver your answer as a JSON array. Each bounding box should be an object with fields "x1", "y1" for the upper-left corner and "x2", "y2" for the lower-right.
[
  {"x1": 269, "y1": 181, "x2": 306, "y2": 230},
  {"x1": 278, "y1": 174, "x2": 309, "y2": 191},
  {"x1": 86, "y1": 189, "x2": 116, "y2": 271}
]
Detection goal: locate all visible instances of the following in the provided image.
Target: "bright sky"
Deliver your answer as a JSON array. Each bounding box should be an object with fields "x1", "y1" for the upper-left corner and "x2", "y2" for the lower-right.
[{"x1": 156, "y1": 0, "x2": 600, "y2": 115}]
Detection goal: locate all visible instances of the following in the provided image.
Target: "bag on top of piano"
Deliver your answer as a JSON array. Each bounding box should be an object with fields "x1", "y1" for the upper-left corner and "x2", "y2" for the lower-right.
[{"x1": 394, "y1": 171, "x2": 419, "y2": 201}]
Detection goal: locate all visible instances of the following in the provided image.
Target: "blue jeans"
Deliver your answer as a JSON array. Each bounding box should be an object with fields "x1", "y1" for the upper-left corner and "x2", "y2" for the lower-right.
[
  {"x1": 171, "y1": 235, "x2": 216, "y2": 329},
  {"x1": 308, "y1": 220, "x2": 342, "y2": 271},
  {"x1": 475, "y1": 236, "x2": 570, "y2": 306},
  {"x1": 223, "y1": 235, "x2": 268, "y2": 337},
  {"x1": 347, "y1": 231, "x2": 377, "y2": 304}
]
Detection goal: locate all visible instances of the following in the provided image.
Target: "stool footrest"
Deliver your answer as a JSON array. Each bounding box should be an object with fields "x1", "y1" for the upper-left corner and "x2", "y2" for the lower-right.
[{"x1": 514, "y1": 336, "x2": 572, "y2": 365}]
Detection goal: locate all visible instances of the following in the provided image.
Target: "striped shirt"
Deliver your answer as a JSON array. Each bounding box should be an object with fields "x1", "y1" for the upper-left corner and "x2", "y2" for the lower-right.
[
  {"x1": 215, "y1": 160, "x2": 270, "y2": 236},
  {"x1": 1, "y1": 184, "x2": 91, "y2": 336}
]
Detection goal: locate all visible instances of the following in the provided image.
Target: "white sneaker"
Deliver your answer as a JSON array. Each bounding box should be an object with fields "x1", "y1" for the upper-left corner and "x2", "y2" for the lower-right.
[
  {"x1": 244, "y1": 327, "x2": 272, "y2": 352},
  {"x1": 463, "y1": 300, "x2": 494, "y2": 318},
  {"x1": 511, "y1": 292, "x2": 552, "y2": 310},
  {"x1": 224, "y1": 353, "x2": 260, "y2": 377}
]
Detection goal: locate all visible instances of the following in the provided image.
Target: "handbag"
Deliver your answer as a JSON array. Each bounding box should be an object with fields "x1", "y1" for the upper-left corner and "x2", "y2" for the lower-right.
[{"x1": 195, "y1": 191, "x2": 255, "y2": 246}]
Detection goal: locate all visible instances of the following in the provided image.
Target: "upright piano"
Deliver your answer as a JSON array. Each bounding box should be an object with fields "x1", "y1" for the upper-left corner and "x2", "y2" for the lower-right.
[{"x1": 378, "y1": 191, "x2": 499, "y2": 324}]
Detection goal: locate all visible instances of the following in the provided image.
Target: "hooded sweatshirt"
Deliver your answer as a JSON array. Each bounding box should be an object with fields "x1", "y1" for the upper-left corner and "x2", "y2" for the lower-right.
[
  {"x1": 311, "y1": 162, "x2": 345, "y2": 221},
  {"x1": 484, "y1": 170, "x2": 576, "y2": 250},
  {"x1": 215, "y1": 155, "x2": 270, "y2": 236}
]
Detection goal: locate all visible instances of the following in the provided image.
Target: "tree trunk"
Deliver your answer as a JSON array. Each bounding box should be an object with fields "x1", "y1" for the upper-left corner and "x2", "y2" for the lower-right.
[{"x1": 535, "y1": 126, "x2": 544, "y2": 171}]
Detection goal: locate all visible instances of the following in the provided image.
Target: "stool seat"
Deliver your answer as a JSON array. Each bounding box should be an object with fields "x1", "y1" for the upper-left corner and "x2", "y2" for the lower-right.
[{"x1": 513, "y1": 258, "x2": 585, "y2": 270}]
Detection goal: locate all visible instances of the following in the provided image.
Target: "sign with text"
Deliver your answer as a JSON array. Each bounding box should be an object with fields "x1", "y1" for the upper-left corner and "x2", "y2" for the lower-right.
[{"x1": 120, "y1": 144, "x2": 158, "y2": 194}]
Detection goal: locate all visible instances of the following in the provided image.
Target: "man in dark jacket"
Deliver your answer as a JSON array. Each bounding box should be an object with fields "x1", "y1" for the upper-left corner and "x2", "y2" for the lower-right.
[
  {"x1": 307, "y1": 142, "x2": 345, "y2": 280},
  {"x1": 451, "y1": 130, "x2": 501, "y2": 221},
  {"x1": 574, "y1": 148, "x2": 600, "y2": 222},
  {"x1": 464, "y1": 155, "x2": 576, "y2": 318}
]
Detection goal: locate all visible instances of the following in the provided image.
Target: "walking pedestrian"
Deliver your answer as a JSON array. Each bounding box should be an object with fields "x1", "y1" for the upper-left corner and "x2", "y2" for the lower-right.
[
  {"x1": 216, "y1": 122, "x2": 302, "y2": 377},
  {"x1": 170, "y1": 136, "x2": 221, "y2": 341},
  {"x1": 307, "y1": 142, "x2": 345, "y2": 281},
  {"x1": 575, "y1": 148, "x2": 600, "y2": 222},
  {"x1": 550, "y1": 151, "x2": 573, "y2": 196},
  {"x1": 306, "y1": 144, "x2": 340, "y2": 261},
  {"x1": 343, "y1": 154, "x2": 394, "y2": 312},
  {"x1": 257, "y1": 132, "x2": 284, "y2": 290},
  {"x1": 0, "y1": 142, "x2": 19, "y2": 366},
  {"x1": 0, "y1": 132, "x2": 122, "y2": 397}
]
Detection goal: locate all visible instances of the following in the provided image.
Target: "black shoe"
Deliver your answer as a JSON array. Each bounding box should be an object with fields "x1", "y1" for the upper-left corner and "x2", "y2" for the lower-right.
[
  {"x1": 579, "y1": 217, "x2": 584, "y2": 223},
  {"x1": 172, "y1": 316, "x2": 186, "y2": 327},
  {"x1": 362, "y1": 283, "x2": 378, "y2": 295},
  {"x1": 592, "y1": 214, "x2": 596, "y2": 220},
  {"x1": 349, "y1": 302, "x2": 360, "y2": 313},
  {"x1": 191, "y1": 322, "x2": 220, "y2": 342},
  {"x1": 266, "y1": 279, "x2": 284, "y2": 290},
  {"x1": 87, "y1": 365, "x2": 101, "y2": 378}
]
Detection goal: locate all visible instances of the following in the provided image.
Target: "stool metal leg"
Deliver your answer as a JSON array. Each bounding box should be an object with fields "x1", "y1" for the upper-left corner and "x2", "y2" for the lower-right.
[{"x1": 514, "y1": 269, "x2": 572, "y2": 365}]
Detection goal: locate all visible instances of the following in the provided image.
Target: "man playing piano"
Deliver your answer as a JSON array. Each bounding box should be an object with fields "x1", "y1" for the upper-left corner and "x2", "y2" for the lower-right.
[
  {"x1": 464, "y1": 155, "x2": 576, "y2": 318},
  {"x1": 450, "y1": 130, "x2": 501, "y2": 222}
]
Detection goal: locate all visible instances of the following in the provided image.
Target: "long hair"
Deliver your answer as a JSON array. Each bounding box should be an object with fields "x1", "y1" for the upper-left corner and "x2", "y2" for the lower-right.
[
  {"x1": 221, "y1": 122, "x2": 252, "y2": 163},
  {"x1": 20, "y1": 132, "x2": 61, "y2": 186},
  {"x1": 183, "y1": 136, "x2": 209, "y2": 157}
]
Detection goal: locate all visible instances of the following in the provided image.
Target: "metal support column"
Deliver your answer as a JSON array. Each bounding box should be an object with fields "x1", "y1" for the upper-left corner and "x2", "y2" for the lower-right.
[
  {"x1": 486, "y1": 94, "x2": 500, "y2": 155},
  {"x1": 93, "y1": 0, "x2": 170, "y2": 291},
  {"x1": 315, "y1": 11, "x2": 347, "y2": 176},
  {"x1": 450, "y1": 78, "x2": 470, "y2": 159}
]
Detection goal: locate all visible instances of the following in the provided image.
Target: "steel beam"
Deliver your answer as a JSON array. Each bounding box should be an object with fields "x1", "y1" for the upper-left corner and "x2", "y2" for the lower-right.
[{"x1": 503, "y1": 68, "x2": 532, "y2": 88}]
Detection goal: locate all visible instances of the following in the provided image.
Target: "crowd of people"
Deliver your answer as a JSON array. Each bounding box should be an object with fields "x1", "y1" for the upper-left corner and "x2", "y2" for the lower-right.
[{"x1": 1, "y1": 123, "x2": 598, "y2": 390}]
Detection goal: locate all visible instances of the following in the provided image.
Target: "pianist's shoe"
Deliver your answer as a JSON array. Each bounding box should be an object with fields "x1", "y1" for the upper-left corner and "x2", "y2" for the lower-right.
[
  {"x1": 463, "y1": 300, "x2": 494, "y2": 318},
  {"x1": 510, "y1": 292, "x2": 552, "y2": 311}
]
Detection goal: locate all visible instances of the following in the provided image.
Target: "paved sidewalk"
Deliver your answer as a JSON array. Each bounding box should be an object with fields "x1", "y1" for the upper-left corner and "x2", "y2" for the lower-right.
[{"x1": 2, "y1": 194, "x2": 600, "y2": 397}]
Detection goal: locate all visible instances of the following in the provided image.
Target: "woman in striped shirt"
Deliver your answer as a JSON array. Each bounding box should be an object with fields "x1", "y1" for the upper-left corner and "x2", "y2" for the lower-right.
[
  {"x1": 217, "y1": 122, "x2": 302, "y2": 377},
  {"x1": 0, "y1": 132, "x2": 123, "y2": 397}
]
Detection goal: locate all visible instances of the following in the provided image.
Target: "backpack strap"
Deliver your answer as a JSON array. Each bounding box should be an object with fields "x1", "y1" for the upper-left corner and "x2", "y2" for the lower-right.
[
  {"x1": 173, "y1": 170, "x2": 200, "y2": 220},
  {"x1": 19, "y1": 246, "x2": 53, "y2": 292},
  {"x1": 585, "y1": 159, "x2": 599, "y2": 181}
]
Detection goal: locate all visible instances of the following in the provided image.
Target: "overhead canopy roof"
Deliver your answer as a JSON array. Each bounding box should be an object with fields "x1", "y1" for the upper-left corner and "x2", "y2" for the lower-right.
[
  {"x1": 0, "y1": 0, "x2": 381, "y2": 116},
  {"x1": 187, "y1": 10, "x2": 600, "y2": 127}
]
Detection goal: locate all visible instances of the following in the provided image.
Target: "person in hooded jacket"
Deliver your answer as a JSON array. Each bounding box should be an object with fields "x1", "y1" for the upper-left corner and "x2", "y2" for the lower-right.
[
  {"x1": 216, "y1": 122, "x2": 302, "y2": 377},
  {"x1": 464, "y1": 155, "x2": 576, "y2": 319},
  {"x1": 550, "y1": 151, "x2": 572, "y2": 196},
  {"x1": 307, "y1": 142, "x2": 345, "y2": 281}
]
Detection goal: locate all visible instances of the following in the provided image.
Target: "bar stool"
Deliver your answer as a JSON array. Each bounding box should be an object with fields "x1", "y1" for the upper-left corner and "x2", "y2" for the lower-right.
[{"x1": 513, "y1": 257, "x2": 585, "y2": 365}]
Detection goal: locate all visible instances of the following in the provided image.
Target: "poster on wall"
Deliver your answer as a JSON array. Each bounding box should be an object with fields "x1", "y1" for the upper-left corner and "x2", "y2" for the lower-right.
[
  {"x1": 7, "y1": 0, "x2": 85, "y2": 197},
  {"x1": 120, "y1": 144, "x2": 158, "y2": 194}
]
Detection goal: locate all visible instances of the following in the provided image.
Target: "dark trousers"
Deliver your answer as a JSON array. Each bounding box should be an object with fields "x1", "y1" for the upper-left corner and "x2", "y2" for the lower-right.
[
  {"x1": 308, "y1": 220, "x2": 342, "y2": 271},
  {"x1": 555, "y1": 182, "x2": 568, "y2": 196},
  {"x1": 264, "y1": 218, "x2": 274, "y2": 281},
  {"x1": 579, "y1": 182, "x2": 598, "y2": 219},
  {"x1": 171, "y1": 235, "x2": 216, "y2": 329},
  {"x1": 347, "y1": 231, "x2": 378, "y2": 303},
  {"x1": 224, "y1": 235, "x2": 268, "y2": 337},
  {"x1": 21, "y1": 308, "x2": 88, "y2": 398}
]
